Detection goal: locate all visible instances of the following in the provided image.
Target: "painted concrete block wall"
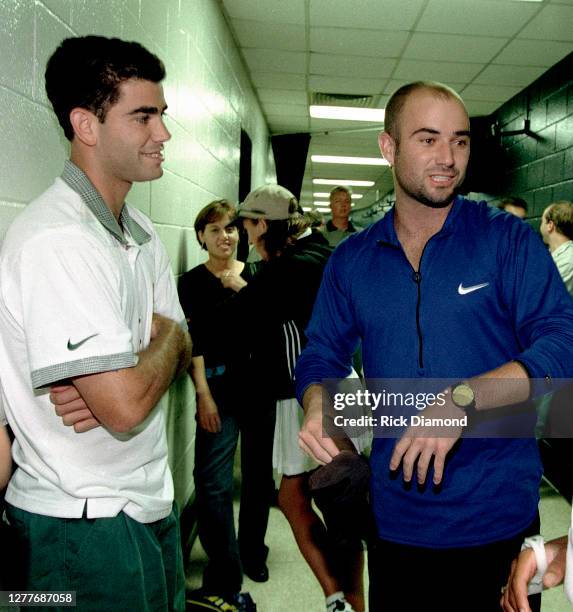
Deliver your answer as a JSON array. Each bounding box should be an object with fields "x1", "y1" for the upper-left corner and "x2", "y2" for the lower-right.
[
  {"x1": 489, "y1": 51, "x2": 573, "y2": 228},
  {"x1": 0, "y1": 0, "x2": 276, "y2": 509}
]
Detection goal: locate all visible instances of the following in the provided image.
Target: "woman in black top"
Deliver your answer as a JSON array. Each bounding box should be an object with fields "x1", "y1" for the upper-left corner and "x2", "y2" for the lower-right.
[{"x1": 178, "y1": 200, "x2": 260, "y2": 612}]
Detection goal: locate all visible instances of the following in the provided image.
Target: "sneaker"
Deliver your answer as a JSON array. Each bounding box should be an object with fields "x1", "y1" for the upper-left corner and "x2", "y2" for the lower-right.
[
  {"x1": 186, "y1": 590, "x2": 257, "y2": 612},
  {"x1": 186, "y1": 589, "x2": 238, "y2": 611},
  {"x1": 326, "y1": 597, "x2": 355, "y2": 612},
  {"x1": 233, "y1": 592, "x2": 257, "y2": 612}
]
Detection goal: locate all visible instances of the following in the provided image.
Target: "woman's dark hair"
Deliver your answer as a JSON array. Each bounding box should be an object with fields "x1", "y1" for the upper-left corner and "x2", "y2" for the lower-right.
[
  {"x1": 194, "y1": 200, "x2": 237, "y2": 249},
  {"x1": 45, "y1": 36, "x2": 166, "y2": 141}
]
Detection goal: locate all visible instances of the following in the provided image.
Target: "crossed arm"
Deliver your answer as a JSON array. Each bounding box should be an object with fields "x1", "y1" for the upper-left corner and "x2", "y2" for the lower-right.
[{"x1": 51, "y1": 313, "x2": 192, "y2": 433}]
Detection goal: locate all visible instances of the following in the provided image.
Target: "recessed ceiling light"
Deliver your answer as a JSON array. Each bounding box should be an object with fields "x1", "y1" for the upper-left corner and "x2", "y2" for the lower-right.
[
  {"x1": 312, "y1": 154, "x2": 389, "y2": 166},
  {"x1": 310, "y1": 105, "x2": 385, "y2": 122},
  {"x1": 313, "y1": 192, "x2": 363, "y2": 199},
  {"x1": 313, "y1": 178, "x2": 375, "y2": 187}
]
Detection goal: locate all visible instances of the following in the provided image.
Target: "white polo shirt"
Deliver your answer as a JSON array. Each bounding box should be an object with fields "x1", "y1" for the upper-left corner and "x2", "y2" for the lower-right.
[
  {"x1": 552, "y1": 240, "x2": 573, "y2": 297},
  {"x1": 0, "y1": 161, "x2": 185, "y2": 523}
]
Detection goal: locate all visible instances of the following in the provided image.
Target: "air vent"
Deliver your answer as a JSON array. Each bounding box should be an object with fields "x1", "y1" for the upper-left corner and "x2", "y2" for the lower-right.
[{"x1": 312, "y1": 92, "x2": 375, "y2": 108}]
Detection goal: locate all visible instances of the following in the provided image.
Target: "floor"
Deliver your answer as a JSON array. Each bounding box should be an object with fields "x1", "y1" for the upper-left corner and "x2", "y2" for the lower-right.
[{"x1": 185, "y1": 478, "x2": 572, "y2": 612}]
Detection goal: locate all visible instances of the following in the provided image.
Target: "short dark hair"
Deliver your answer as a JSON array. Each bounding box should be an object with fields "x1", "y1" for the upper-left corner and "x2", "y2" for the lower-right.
[
  {"x1": 545, "y1": 201, "x2": 573, "y2": 240},
  {"x1": 194, "y1": 200, "x2": 237, "y2": 249},
  {"x1": 45, "y1": 36, "x2": 166, "y2": 141},
  {"x1": 384, "y1": 81, "x2": 466, "y2": 143},
  {"x1": 499, "y1": 196, "x2": 528, "y2": 213}
]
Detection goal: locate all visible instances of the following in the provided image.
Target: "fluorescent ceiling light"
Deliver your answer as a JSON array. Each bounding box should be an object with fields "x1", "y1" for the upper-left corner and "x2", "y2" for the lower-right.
[
  {"x1": 302, "y1": 206, "x2": 313, "y2": 212},
  {"x1": 312, "y1": 154, "x2": 389, "y2": 166},
  {"x1": 313, "y1": 178, "x2": 375, "y2": 187},
  {"x1": 316, "y1": 207, "x2": 331, "y2": 213},
  {"x1": 313, "y1": 192, "x2": 363, "y2": 199},
  {"x1": 310, "y1": 105, "x2": 385, "y2": 122}
]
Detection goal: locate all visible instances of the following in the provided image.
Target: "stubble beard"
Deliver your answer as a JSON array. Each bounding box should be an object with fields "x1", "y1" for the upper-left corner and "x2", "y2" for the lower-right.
[{"x1": 394, "y1": 161, "x2": 464, "y2": 210}]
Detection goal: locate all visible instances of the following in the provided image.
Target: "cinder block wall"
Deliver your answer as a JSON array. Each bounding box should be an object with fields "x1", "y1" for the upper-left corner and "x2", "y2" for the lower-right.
[
  {"x1": 0, "y1": 0, "x2": 276, "y2": 510},
  {"x1": 489, "y1": 51, "x2": 573, "y2": 228}
]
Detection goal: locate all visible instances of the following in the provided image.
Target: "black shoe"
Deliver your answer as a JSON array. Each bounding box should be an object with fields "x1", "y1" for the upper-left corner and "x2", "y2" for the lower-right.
[
  {"x1": 233, "y1": 592, "x2": 257, "y2": 612},
  {"x1": 242, "y1": 561, "x2": 269, "y2": 583}
]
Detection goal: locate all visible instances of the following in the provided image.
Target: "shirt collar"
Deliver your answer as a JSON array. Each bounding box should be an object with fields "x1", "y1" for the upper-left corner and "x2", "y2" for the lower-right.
[
  {"x1": 326, "y1": 219, "x2": 356, "y2": 233},
  {"x1": 61, "y1": 160, "x2": 151, "y2": 246},
  {"x1": 553, "y1": 240, "x2": 573, "y2": 258}
]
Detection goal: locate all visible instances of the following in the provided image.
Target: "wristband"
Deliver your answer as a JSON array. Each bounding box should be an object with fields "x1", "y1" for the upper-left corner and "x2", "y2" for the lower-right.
[{"x1": 521, "y1": 535, "x2": 548, "y2": 595}]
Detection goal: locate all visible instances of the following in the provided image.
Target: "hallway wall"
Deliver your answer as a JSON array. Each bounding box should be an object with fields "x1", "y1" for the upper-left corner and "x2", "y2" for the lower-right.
[
  {"x1": 487, "y1": 51, "x2": 573, "y2": 226},
  {"x1": 0, "y1": 0, "x2": 276, "y2": 509}
]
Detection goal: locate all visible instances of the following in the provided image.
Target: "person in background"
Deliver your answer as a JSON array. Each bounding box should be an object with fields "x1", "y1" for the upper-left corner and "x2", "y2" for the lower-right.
[
  {"x1": 0, "y1": 36, "x2": 191, "y2": 610},
  {"x1": 178, "y1": 200, "x2": 257, "y2": 612},
  {"x1": 295, "y1": 81, "x2": 573, "y2": 612},
  {"x1": 540, "y1": 200, "x2": 573, "y2": 296},
  {"x1": 220, "y1": 185, "x2": 363, "y2": 612},
  {"x1": 498, "y1": 195, "x2": 528, "y2": 220},
  {"x1": 322, "y1": 186, "x2": 358, "y2": 247}
]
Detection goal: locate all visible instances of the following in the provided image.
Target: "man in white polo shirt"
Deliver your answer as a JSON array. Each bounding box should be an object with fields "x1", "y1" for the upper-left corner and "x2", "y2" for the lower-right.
[{"x1": 0, "y1": 36, "x2": 191, "y2": 610}]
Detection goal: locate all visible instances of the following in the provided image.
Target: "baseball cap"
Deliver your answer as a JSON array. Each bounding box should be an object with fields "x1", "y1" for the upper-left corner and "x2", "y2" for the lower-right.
[{"x1": 237, "y1": 184, "x2": 297, "y2": 220}]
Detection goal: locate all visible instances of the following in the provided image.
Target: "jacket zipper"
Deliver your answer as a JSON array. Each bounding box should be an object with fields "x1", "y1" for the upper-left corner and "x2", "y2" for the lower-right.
[{"x1": 412, "y1": 270, "x2": 423, "y2": 369}]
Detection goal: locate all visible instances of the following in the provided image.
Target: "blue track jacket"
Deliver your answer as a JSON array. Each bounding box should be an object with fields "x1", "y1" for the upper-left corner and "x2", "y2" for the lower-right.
[{"x1": 295, "y1": 197, "x2": 573, "y2": 548}]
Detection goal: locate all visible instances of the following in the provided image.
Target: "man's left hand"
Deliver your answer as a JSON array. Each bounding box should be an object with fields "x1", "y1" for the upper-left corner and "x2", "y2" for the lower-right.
[{"x1": 389, "y1": 396, "x2": 464, "y2": 485}]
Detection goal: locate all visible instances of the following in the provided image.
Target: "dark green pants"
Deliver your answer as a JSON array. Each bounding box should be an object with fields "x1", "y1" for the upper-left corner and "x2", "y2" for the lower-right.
[{"x1": 5, "y1": 503, "x2": 185, "y2": 612}]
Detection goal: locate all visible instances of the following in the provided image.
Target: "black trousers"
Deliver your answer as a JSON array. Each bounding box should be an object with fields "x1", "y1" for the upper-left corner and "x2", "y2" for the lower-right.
[{"x1": 368, "y1": 515, "x2": 541, "y2": 612}]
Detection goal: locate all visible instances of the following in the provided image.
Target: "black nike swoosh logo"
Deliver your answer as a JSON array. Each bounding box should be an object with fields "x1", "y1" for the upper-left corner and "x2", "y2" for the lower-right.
[{"x1": 67, "y1": 334, "x2": 99, "y2": 351}]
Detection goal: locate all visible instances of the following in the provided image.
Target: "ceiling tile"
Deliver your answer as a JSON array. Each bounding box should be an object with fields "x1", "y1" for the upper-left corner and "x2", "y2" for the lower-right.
[
  {"x1": 393, "y1": 59, "x2": 483, "y2": 83},
  {"x1": 261, "y1": 103, "x2": 308, "y2": 118},
  {"x1": 517, "y1": 4, "x2": 573, "y2": 41},
  {"x1": 464, "y1": 100, "x2": 501, "y2": 116},
  {"x1": 231, "y1": 19, "x2": 306, "y2": 51},
  {"x1": 308, "y1": 74, "x2": 386, "y2": 95},
  {"x1": 310, "y1": 53, "x2": 396, "y2": 79},
  {"x1": 309, "y1": 0, "x2": 425, "y2": 29},
  {"x1": 222, "y1": 0, "x2": 305, "y2": 24},
  {"x1": 403, "y1": 33, "x2": 508, "y2": 63},
  {"x1": 242, "y1": 48, "x2": 306, "y2": 73},
  {"x1": 460, "y1": 83, "x2": 522, "y2": 102},
  {"x1": 494, "y1": 39, "x2": 572, "y2": 66},
  {"x1": 310, "y1": 27, "x2": 408, "y2": 57},
  {"x1": 257, "y1": 89, "x2": 309, "y2": 105},
  {"x1": 474, "y1": 64, "x2": 547, "y2": 87},
  {"x1": 250, "y1": 72, "x2": 306, "y2": 90},
  {"x1": 418, "y1": 0, "x2": 540, "y2": 36}
]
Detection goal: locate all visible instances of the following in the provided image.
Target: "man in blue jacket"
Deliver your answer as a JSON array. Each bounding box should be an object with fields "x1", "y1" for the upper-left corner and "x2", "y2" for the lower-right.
[{"x1": 295, "y1": 81, "x2": 573, "y2": 611}]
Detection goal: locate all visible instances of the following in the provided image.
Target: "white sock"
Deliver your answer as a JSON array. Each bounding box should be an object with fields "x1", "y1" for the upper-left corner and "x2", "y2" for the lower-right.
[{"x1": 325, "y1": 592, "x2": 354, "y2": 612}]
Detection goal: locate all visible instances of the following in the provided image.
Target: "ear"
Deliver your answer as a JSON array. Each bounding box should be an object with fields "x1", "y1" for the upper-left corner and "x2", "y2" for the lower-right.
[
  {"x1": 378, "y1": 131, "x2": 396, "y2": 167},
  {"x1": 259, "y1": 218, "x2": 268, "y2": 233},
  {"x1": 69, "y1": 107, "x2": 98, "y2": 146},
  {"x1": 198, "y1": 229, "x2": 204, "y2": 244}
]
